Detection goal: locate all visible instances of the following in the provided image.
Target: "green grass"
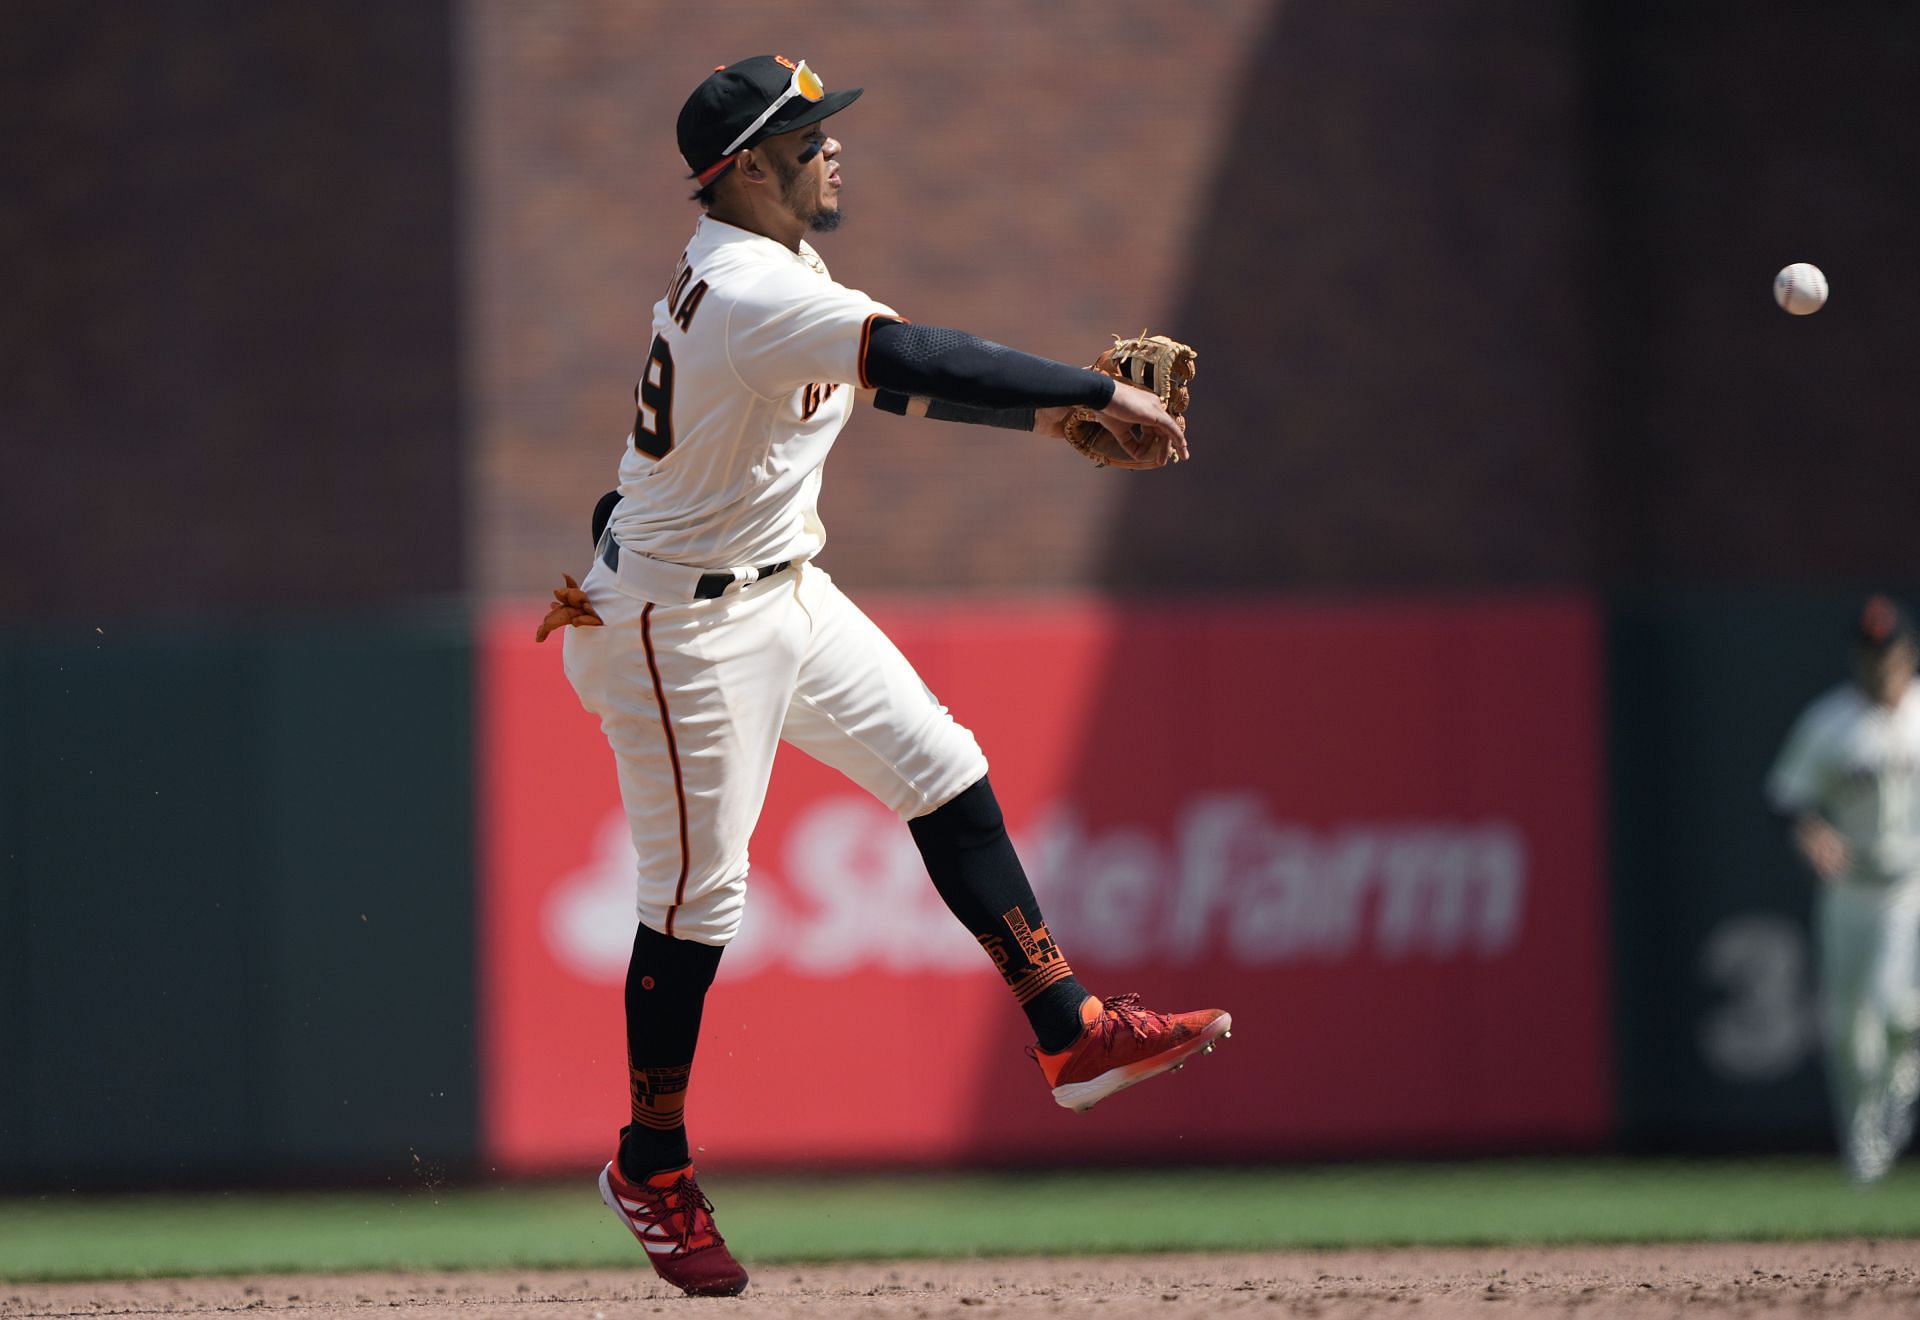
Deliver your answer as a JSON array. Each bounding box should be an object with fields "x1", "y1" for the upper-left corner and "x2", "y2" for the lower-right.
[{"x1": 6, "y1": 1159, "x2": 1920, "y2": 1282}]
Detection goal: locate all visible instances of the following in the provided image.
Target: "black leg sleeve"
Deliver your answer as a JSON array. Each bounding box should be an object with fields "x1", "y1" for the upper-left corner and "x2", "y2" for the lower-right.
[
  {"x1": 617, "y1": 921, "x2": 724, "y2": 1179},
  {"x1": 909, "y1": 775, "x2": 1089, "y2": 1051}
]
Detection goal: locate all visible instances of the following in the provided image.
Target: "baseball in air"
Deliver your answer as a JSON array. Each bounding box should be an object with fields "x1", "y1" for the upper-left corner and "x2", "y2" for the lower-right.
[{"x1": 1774, "y1": 262, "x2": 1828, "y2": 315}]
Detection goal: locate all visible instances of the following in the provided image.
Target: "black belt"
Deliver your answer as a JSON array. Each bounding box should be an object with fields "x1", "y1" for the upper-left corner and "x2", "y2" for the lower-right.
[{"x1": 600, "y1": 538, "x2": 792, "y2": 599}]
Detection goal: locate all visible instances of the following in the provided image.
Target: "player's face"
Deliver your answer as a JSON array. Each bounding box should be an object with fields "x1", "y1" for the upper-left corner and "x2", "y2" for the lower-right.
[
  {"x1": 1853, "y1": 640, "x2": 1917, "y2": 707},
  {"x1": 767, "y1": 121, "x2": 842, "y2": 232}
]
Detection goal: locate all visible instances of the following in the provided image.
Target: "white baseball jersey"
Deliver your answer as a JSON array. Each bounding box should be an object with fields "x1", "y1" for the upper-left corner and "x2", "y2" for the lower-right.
[
  {"x1": 608, "y1": 214, "x2": 899, "y2": 571},
  {"x1": 564, "y1": 213, "x2": 986, "y2": 945},
  {"x1": 1767, "y1": 683, "x2": 1920, "y2": 885}
]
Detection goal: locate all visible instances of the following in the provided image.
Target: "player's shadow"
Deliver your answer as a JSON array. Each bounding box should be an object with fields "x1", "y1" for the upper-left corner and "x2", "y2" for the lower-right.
[
  {"x1": 952, "y1": 0, "x2": 1604, "y2": 1167},
  {"x1": 1088, "y1": 1, "x2": 1596, "y2": 595}
]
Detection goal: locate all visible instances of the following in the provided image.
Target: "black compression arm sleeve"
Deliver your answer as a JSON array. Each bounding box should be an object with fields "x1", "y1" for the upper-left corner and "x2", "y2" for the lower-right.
[
  {"x1": 871, "y1": 389, "x2": 1036, "y2": 430},
  {"x1": 864, "y1": 320, "x2": 1116, "y2": 411}
]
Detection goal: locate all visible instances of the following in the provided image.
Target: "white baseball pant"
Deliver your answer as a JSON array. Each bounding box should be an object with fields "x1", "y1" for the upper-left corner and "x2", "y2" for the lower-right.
[
  {"x1": 563, "y1": 558, "x2": 988, "y2": 945},
  {"x1": 1818, "y1": 878, "x2": 1920, "y2": 1171}
]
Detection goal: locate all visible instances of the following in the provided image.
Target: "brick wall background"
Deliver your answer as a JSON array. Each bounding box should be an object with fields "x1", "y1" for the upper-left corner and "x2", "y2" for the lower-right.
[
  {"x1": 3, "y1": 1, "x2": 461, "y2": 618},
  {"x1": 458, "y1": 0, "x2": 1270, "y2": 597},
  {"x1": 6, "y1": 2, "x2": 1919, "y2": 616},
  {"x1": 1584, "y1": 1, "x2": 1920, "y2": 584},
  {"x1": 460, "y1": 0, "x2": 1920, "y2": 599},
  {"x1": 1135, "y1": 0, "x2": 1597, "y2": 591}
]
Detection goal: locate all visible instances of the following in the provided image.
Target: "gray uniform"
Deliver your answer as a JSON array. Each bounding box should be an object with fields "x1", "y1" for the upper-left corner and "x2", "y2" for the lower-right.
[{"x1": 1767, "y1": 681, "x2": 1920, "y2": 1180}]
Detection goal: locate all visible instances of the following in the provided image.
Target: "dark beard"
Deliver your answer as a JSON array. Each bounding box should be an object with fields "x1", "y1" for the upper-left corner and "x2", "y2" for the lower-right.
[{"x1": 776, "y1": 156, "x2": 843, "y2": 232}]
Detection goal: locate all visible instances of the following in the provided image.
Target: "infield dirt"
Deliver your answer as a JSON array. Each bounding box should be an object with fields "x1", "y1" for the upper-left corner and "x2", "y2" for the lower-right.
[{"x1": 6, "y1": 1240, "x2": 1920, "y2": 1318}]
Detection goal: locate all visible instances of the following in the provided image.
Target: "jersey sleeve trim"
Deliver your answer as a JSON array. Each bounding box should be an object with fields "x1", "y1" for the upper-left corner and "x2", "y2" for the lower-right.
[{"x1": 857, "y1": 312, "x2": 906, "y2": 391}]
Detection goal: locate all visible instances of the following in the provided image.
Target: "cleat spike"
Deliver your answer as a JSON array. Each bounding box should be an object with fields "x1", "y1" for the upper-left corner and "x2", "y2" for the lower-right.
[{"x1": 1202, "y1": 1043, "x2": 1214, "y2": 1054}]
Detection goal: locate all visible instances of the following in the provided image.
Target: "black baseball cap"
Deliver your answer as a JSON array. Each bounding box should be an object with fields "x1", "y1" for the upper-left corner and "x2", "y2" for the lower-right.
[
  {"x1": 1854, "y1": 594, "x2": 1916, "y2": 651},
  {"x1": 678, "y1": 56, "x2": 862, "y2": 187}
]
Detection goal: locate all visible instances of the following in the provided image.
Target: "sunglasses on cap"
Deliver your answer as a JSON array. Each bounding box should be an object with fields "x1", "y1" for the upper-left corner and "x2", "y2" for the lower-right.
[{"x1": 721, "y1": 59, "x2": 826, "y2": 157}]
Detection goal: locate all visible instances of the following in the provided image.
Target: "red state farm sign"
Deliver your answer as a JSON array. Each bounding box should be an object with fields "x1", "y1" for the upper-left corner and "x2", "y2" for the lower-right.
[{"x1": 481, "y1": 595, "x2": 1609, "y2": 1172}]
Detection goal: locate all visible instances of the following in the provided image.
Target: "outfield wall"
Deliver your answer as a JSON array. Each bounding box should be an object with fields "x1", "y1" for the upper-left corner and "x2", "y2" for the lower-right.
[
  {"x1": 4, "y1": 588, "x2": 1890, "y2": 1186},
  {"x1": 480, "y1": 595, "x2": 1608, "y2": 1171},
  {"x1": 0, "y1": 623, "x2": 477, "y2": 1188}
]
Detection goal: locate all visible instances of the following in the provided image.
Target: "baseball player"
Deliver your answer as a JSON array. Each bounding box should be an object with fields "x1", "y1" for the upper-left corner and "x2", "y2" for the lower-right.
[
  {"x1": 536, "y1": 56, "x2": 1231, "y2": 1297},
  {"x1": 1766, "y1": 595, "x2": 1920, "y2": 1182}
]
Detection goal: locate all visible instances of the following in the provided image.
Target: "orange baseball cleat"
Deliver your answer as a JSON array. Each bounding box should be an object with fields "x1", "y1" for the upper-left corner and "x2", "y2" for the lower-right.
[{"x1": 1029, "y1": 993, "x2": 1232, "y2": 1112}]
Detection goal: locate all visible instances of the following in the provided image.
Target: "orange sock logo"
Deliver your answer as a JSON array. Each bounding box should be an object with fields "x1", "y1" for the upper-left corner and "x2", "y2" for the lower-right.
[
  {"x1": 629, "y1": 1063, "x2": 691, "y2": 1132},
  {"x1": 997, "y1": 908, "x2": 1074, "y2": 1005},
  {"x1": 1004, "y1": 907, "x2": 1065, "y2": 968},
  {"x1": 976, "y1": 932, "x2": 1011, "y2": 978}
]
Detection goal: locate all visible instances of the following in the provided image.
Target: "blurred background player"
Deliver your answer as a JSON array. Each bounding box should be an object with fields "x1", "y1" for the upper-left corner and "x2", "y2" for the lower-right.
[
  {"x1": 546, "y1": 55, "x2": 1228, "y2": 1297},
  {"x1": 1766, "y1": 595, "x2": 1920, "y2": 1181}
]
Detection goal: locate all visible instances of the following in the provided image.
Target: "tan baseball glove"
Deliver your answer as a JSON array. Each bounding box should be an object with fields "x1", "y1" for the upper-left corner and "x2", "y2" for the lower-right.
[
  {"x1": 534, "y1": 573, "x2": 603, "y2": 643},
  {"x1": 1062, "y1": 333, "x2": 1197, "y2": 469}
]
